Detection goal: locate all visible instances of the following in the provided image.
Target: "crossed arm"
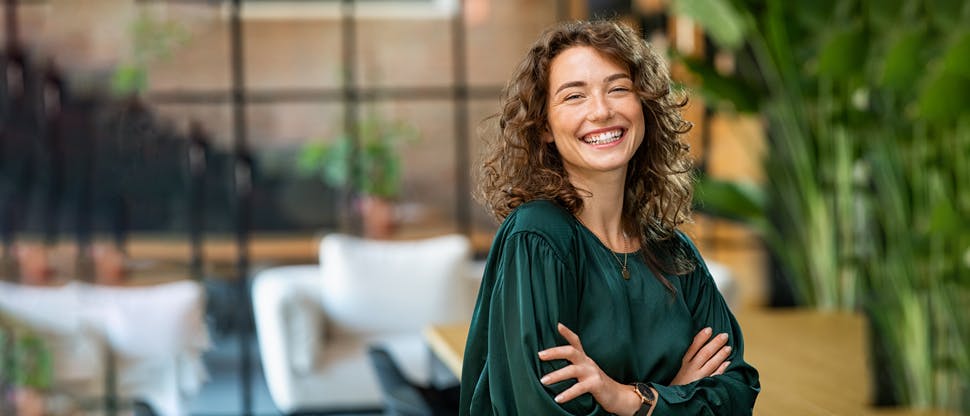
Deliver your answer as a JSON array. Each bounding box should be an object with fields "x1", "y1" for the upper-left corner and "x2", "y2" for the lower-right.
[{"x1": 539, "y1": 323, "x2": 733, "y2": 416}]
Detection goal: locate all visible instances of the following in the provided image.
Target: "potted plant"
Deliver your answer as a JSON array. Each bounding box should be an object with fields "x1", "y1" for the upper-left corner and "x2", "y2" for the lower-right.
[
  {"x1": 0, "y1": 317, "x2": 53, "y2": 416},
  {"x1": 671, "y1": 0, "x2": 970, "y2": 412},
  {"x1": 298, "y1": 116, "x2": 418, "y2": 239},
  {"x1": 110, "y1": 11, "x2": 189, "y2": 97}
]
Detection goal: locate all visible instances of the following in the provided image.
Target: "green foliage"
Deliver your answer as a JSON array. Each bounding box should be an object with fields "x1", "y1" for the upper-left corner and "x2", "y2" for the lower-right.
[
  {"x1": 298, "y1": 117, "x2": 418, "y2": 199},
  {"x1": 694, "y1": 177, "x2": 765, "y2": 228},
  {"x1": 110, "y1": 11, "x2": 190, "y2": 96},
  {"x1": 110, "y1": 64, "x2": 149, "y2": 97},
  {"x1": 669, "y1": 0, "x2": 747, "y2": 50},
  {"x1": 0, "y1": 319, "x2": 53, "y2": 391},
  {"x1": 672, "y1": 0, "x2": 970, "y2": 411}
]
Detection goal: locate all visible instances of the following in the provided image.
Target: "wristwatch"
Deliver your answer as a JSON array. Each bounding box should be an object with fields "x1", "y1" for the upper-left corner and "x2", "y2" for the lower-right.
[{"x1": 631, "y1": 382, "x2": 656, "y2": 416}]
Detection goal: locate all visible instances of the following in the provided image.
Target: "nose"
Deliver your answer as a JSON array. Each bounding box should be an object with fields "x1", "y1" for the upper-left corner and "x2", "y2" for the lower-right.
[{"x1": 587, "y1": 94, "x2": 613, "y2": 122}]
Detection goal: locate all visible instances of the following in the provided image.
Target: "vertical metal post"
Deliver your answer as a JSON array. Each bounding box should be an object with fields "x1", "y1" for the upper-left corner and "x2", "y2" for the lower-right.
[
  {"x1": 41, "y1": 66, "x2": 64, "y2": 248},
  {"x1": 104, "y1": 347, "x2": 118, "y2": 415},
  {"x1": 452, "y1": 0, "x2": 471, "y2": 237},
  {"x1": 4, "y1": 0, "x2": 16, "y2": 49},
  {"x1": 228, "y1": 0, "x2": 253, "y2": 414},
  {"x1": 188, "y1": 122, "x2": 207, "y2": 282},
  {"x1": 340, "y1": 0, "x2": 360, "y2": 235}
]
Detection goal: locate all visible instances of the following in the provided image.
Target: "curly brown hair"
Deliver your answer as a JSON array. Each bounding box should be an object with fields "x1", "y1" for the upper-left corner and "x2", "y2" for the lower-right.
[{"x1": 477, "y1": 19, "x2": 696, "y2": 274}]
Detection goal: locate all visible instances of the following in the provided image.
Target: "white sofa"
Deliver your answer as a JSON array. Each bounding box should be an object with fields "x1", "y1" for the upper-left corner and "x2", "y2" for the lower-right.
[
  {"x1": 0, "y1": 279, "x2": 210, "y2": 416},
  {"x1": 251, "y1": 233, "x2": 477, "y2": 414}
]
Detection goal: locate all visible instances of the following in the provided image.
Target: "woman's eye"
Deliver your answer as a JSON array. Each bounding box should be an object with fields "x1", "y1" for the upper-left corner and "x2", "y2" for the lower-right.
[
  {"x1": 610, "y1": 86, "x2": 631, "y2": 93},
  {"x1": 564, "y1": 93, "x2": 582, "y2": 101}
]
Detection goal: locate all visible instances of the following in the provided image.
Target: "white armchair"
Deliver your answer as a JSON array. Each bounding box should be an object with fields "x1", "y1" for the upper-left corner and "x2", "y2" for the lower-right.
[
  {"x1": 251, "y1": 233, "x2": 477, "y2": 414},
  {"x1": 0, "y1": 279, "x2": 210, "y2": 416}
]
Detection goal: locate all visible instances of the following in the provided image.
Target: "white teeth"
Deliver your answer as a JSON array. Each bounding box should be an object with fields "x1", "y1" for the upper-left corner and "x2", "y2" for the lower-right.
[{"x1": 582, "y1": 129, "x2": 623, "y2": 145}]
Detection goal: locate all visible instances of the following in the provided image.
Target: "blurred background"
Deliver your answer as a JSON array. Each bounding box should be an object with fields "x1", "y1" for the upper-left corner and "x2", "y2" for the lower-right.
[{"x1": 0, "y1": 0, "x2": 966, "y2": 415}]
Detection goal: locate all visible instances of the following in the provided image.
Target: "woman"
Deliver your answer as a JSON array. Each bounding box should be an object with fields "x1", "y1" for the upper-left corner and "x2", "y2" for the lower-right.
[{"x1": 460, "y1": 20, "x2": 760, "y2": 415}]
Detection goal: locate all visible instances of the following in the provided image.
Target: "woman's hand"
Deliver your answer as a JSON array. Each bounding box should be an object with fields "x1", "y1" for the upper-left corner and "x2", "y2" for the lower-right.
[
  {"x1": 538, "y1": 323, "x2": 641, "y2": 415},
  {"x1": 670, "y1": 327, "x2": 732, "y2": 386}
]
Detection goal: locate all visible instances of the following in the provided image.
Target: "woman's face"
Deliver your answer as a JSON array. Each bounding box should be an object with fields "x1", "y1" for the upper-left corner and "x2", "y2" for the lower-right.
[{"x1": 544, "y1": 45, "x2": 645, "y2": 181}]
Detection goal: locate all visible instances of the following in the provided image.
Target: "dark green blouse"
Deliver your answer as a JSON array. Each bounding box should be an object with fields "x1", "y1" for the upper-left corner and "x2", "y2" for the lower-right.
[{"x1": 459, "y1": 200, "x2": 760, "y2": 415}]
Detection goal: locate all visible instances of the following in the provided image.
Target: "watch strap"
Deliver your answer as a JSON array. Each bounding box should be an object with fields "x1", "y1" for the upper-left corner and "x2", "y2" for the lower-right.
[{"x1": 631, "y1": 382, "x2": 656, "y2": 416}]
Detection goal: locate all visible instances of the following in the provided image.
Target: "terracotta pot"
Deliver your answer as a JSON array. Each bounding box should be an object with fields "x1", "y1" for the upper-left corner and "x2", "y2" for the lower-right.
[
  {"x1": 12, "y1": 387, "x2": 45, "y2": 416},
  {"x1": 93, "y1": 244, "x2": 128, "y2": 286},
  {"x1": 16, "y1": 245, "x2": 53, "y2": 286},
  {"x1": 357, "y1": 196, "x2": 396, "y2": 239}
]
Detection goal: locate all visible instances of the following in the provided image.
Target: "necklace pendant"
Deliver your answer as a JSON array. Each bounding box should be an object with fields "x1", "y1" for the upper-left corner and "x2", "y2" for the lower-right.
[{"x1": 622, "y1": 267, "x2": 630, "y2": 280}]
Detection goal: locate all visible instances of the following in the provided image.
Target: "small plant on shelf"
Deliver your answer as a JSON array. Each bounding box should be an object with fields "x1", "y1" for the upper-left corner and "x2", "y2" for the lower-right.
[{"x1": 298, "y1": 116, "x2": 419, "y2": 238}]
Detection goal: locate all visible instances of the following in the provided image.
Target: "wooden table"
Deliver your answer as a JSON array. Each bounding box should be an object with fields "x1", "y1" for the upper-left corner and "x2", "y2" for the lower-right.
[
  {"x1": 424, "y1": 322, "x2": 471, "y2": 379},
  {"x1": 424, "y1": 310, "x2": 953, "y2": 415}
]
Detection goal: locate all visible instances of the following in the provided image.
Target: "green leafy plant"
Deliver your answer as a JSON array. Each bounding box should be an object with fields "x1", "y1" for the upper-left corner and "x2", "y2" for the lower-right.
[
  {"x1": 0, "y1": 319, "x2": 53, "y2": 391},
  {"x1": 673, "y1": 0, "x2": 970, "y2": 411},
  {"x1": 297, "y1": 117, "x2": 418, "y2": 200},
  {"x1": 110, "y1": 11, "x2": 189, "y2": 96}
]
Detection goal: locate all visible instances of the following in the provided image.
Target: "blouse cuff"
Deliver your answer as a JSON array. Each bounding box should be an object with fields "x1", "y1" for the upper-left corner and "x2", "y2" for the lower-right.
[{"x1": 649, "y1": 381, "x2": 695, "y2": 412}]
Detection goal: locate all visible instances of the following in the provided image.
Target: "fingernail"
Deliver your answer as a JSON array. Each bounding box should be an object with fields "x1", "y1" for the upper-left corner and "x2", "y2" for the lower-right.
[
  {"x1": 725, "y1": 361, "x2": 732, "y2": 368},
  {"x1": 540, "y1": 376, "x2": 549, "y2": 384},
  {"x1": 703, "y1": 327, "x2": 712, "y2": 335},
  {"x1": 725, "y1": 346, "x2": 733, "y2": 353},
  {"x1": 719, "y1": 333, "x2": 728, "y2": 340},
  {"x1": 537, "y1": 350, "x2": 546, "y2": 358},
  {"x1": 554, "y1": 394, "x2": 564, "y2": 403}
]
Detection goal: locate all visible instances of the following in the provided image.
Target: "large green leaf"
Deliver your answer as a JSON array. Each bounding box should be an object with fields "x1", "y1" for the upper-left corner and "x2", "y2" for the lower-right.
[
  {"x1": 926, "y1": 0, "x2": 969, "y2": 32},
  {"x1": 816, "y1": 23, "x2": 867, "y2": 80},
  {"x1": 669, "y1": 0, "x2": 748, "y2": 51},
  {"x1": 917, "y1": 72, "x2": 970, "y2": 122},
  {"x1": 693, "y1": 177, "x2": 766, "y2": 226},
  {"x1": 942, "y1": 31, "x2": 970, "y2": 77},
  {"x1": 880, "y1": 27, "x2": 927, "y2": 93},
  {"x1": 929, "y1": 200, "x2": 965, "y2": 237},
  {"x1": 866, "y1": 0, "x2": 909, "y2": 29}
]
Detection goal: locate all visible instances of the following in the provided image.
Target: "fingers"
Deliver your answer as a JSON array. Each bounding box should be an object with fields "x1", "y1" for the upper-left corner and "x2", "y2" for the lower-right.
[
  {"x1": 671, "y1": 330, "x2": 734, "y2": 385},
  {"x1": 556, "y1": 323, "x2": 585, "y2": 353},
  {"x1": 692, "y1": 332, "x2": 729, "y2": 365},
  {"x1": 540, "y1": 323, "x2": 592, "y2": 405},
  {"x1": 699, "y1": 343, "x2": 732, "y2": 374},
  {"x1": 551, "y1": 381, "x2": 589, "y2": 404},
  {"x1": 540, "y1": 365, "x2": 577, "y2": 386},
  {"x1": 712, "y1": 360, "x2": 731, "y2": 376},
  {"x1": 538, "y1": 345, "x2": 579, "y2": 362},
  {"x1": 683, "y1": 327, "x2": 712, "y2": 363}
]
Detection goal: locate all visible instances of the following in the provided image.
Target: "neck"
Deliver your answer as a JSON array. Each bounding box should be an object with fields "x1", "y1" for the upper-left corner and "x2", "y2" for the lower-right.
[{"x1": 570, "y1": 170, "x2": 629, "y2": 251}]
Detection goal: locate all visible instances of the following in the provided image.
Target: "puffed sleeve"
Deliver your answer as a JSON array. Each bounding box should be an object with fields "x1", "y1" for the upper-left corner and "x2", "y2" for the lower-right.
[
  {"x1": 648, "y1": 233, "x2": 761, "y2": 414},
  {"x1": 460, "y1": 231, "x2": 607, "y2": 415}
]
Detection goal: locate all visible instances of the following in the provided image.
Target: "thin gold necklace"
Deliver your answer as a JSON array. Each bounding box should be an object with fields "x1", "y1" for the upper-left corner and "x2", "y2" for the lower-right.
[{"x1": 576, "y1": 216, "x2": 631, "y2": 280}]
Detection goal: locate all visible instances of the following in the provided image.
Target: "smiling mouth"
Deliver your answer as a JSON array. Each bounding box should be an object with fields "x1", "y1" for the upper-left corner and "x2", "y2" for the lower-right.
[{"x1": 582, "y1": 129, "x2": 625, "y2": 145}]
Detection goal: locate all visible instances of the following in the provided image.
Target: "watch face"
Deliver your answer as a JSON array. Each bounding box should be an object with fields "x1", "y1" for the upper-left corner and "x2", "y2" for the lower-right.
[{"x1": 636, "y1": 383, "x2": 656, "y2": 401}]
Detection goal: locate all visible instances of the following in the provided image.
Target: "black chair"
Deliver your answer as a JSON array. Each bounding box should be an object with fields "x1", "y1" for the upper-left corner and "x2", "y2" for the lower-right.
[{"x1": 367, "y1": 345, "x2": 460, "y2": 416}]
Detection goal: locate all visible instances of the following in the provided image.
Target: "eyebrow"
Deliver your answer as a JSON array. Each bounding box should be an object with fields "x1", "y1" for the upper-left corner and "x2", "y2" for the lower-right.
[{"x1": 554, "y1": 73, "x2": 632, "y2": 95}]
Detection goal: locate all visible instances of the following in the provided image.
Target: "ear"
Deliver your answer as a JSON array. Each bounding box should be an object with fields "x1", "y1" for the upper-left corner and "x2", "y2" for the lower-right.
[{"x1": 541, "y1": 125, "x2": 554, "y2": 143}]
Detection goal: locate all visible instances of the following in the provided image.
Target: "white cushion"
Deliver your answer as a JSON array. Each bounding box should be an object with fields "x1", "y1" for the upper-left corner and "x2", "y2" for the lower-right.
[
  {"x1": 253, "y1": 233, "x2": 478, "y2": 413},
  {"x1": 318, "y1": 233, "x2": 472, "y2": 337}
]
